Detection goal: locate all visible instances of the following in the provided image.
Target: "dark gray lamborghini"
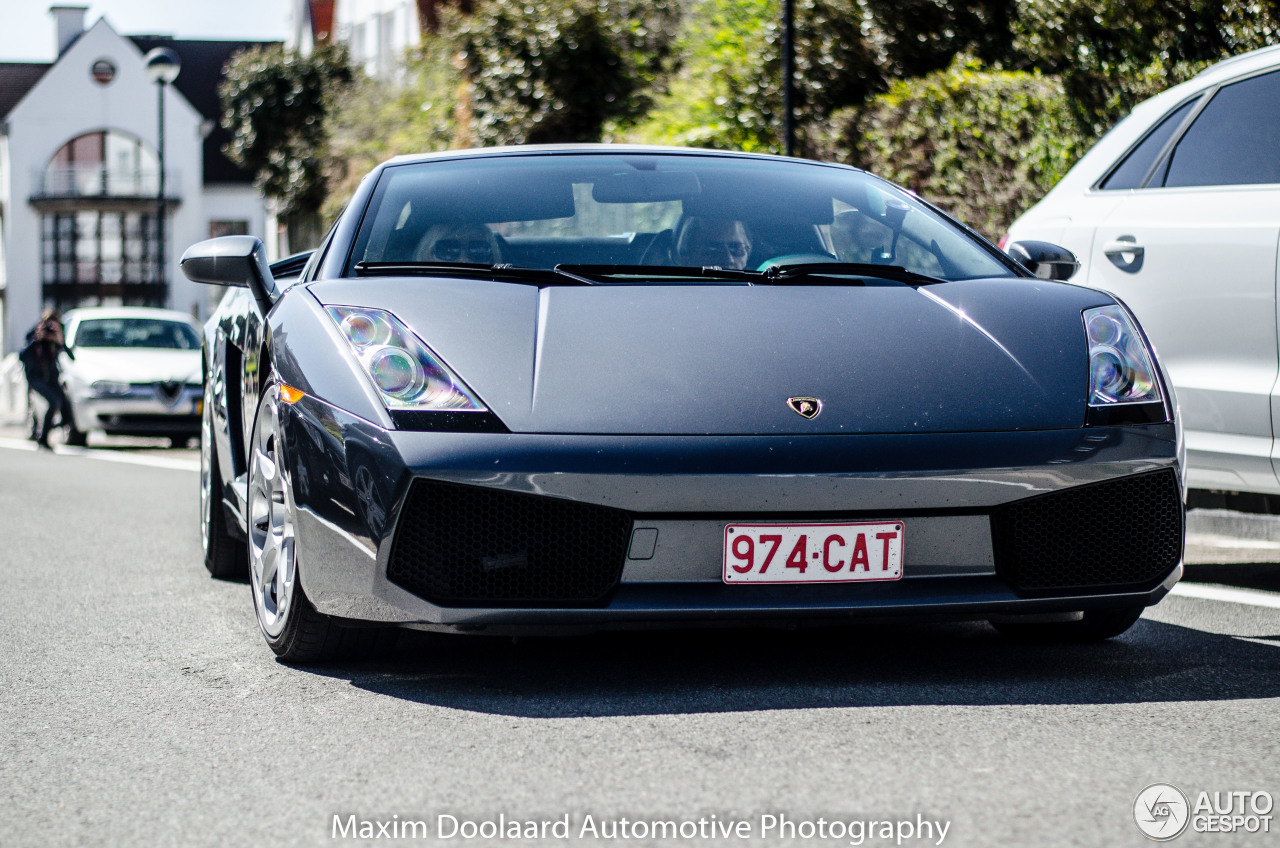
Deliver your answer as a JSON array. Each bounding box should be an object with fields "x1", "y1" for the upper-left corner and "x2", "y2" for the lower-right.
[{"x1": 182, "y1": 146, "x2": 1185, "y2": 663}]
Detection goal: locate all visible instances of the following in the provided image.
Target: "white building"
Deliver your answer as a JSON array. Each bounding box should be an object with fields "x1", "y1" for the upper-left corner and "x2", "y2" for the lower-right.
[
  {"x1": 289, "y1": 0, "x2": 336, "y2": 55},
  {"x1": 329, "y1": 0, "x2": 465, "y2": 77},
  {"x1": 0, "y1": 6, "x2": 277, "y2": 354}
]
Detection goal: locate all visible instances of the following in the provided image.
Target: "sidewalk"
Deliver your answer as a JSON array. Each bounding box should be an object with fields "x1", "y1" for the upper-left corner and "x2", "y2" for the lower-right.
[{"x1": 1185, "y1": 508, "x2": 1280, "y2": 564}]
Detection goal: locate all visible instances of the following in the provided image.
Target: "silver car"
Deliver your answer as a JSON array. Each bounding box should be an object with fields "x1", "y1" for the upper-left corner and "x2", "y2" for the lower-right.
[{"x1": 59, "y1": 307, "x2": 203, "y2": 447}]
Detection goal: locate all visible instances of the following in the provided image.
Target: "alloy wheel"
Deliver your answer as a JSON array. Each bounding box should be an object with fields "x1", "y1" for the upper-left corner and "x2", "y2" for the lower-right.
[{"x1": 248, "y1": 387, "x2": 296, "y2": 638}]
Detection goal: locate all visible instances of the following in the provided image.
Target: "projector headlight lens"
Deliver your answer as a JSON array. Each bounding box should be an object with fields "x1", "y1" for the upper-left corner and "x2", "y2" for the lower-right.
[
  {"x1": 1083, "y1": 305, "x2": 1161, "y2": 405},
  {"x1": 326, "y1": 306, "x2": 485, "y2": 411}
]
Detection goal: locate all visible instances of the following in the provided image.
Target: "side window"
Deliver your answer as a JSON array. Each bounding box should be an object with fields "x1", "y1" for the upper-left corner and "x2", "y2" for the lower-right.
[
  {"x1": 1099, "y1": 99, "x2": 1197, "y2": 190},
  {"x1": 1163, "y1": 70, "x2": 1280, "y2": 188}
]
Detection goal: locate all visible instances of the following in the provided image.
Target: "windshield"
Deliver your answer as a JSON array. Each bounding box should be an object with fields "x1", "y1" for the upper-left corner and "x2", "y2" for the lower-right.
[
  {"x1": 348, "y1": 154, "x2": 1014, "y2": 281},
  {"x1": 72, "y1": 318, "x2": 201, "y2": 350}
]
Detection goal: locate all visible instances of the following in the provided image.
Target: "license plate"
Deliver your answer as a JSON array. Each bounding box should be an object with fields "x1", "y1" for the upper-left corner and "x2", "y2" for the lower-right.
[{"x1": 723, "y1": 521, "x2": 904, "y2": 584}]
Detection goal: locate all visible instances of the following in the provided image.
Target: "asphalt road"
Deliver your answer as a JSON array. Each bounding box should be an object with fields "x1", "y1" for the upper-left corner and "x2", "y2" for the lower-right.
[{"x1": 2, "y1": 438, "x2": 1279, "y2": 848}]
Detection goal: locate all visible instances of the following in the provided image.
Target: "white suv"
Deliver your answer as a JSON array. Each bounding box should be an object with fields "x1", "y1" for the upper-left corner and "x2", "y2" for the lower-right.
[{"x1": 1007, "y1": 45, "x2": 1280, "y2": 500}]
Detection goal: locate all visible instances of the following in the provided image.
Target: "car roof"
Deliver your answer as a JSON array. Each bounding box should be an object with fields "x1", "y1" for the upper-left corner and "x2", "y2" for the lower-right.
[
  {"x1": 1195, "y1": 43, "x2": 1280, "y2": 83},
  {"x1": 380, "y1": 143, "x2": 862, "y2": 171},
  {"x1": 63, "y1": 307, "x2": 200, "y2": 326}
]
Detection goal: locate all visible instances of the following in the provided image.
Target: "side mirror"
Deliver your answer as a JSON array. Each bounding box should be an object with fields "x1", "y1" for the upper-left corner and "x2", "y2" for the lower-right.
[
  {"x1": 180, "y1": 235, "x2": 279, "y2": 315},
  {"x1": 1007, "y1": 240, "x2": 1080, "y2": 281}
]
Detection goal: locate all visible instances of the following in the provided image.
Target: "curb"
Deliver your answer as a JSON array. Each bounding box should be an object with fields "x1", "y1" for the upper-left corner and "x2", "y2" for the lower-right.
[{"x1": 1188, "y1": 508, "x2": 1280, "y2": 543}]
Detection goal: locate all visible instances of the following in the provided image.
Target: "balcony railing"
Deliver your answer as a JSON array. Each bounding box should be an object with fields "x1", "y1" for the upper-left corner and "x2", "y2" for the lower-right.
[{"x1": 31, "y1": 166, "x2": 181, "y2": 200}]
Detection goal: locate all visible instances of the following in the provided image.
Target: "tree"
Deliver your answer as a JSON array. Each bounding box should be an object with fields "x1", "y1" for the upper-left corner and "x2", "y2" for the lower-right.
[
  {"x1": 323, "y1": 40, "x2": 464, "y2": 222},
  {"x1": 862, "y1": 0, "x2": 1018, "y2": 78},
  {"x1": 622, "y1": 0, "x2": 876, "y2": 154},
  {"x1": 220, "y1": 44, "x2": 353, "y2": 244},
  {"x1": 1011, "y1": 0, "x2": 1280, "y2": 136},
  {"x1": 449, "y1": 0, "x2": 680, "y2": 145}
]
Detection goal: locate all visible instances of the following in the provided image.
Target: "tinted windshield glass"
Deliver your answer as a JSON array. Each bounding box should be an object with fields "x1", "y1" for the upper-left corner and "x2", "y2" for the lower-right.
[
  {"x1": 350, "y1": 154, "x2": 1014, "y2": 281},
  {"x1": 74, "y1": 318, "x2": 200, "y2": 349}
]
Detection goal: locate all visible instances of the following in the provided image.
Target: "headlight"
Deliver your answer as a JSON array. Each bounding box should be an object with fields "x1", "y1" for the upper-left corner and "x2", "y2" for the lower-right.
[
  {"x1": 1083, "y1": 305, "x2": 1161, "y2": 405},
  {"x1": 90, "y1": 380, "x2": 132, "y2": 397},
  {"x1": 326, "y1": 306, "x2": 485, "y2": 411}
]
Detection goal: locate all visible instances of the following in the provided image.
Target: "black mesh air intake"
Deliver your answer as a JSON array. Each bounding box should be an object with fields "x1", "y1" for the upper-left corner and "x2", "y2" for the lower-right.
[
  {"x1": 992, "y1": 469, "x2": 1183, "y2": 593},
  {"x1": 387, "y1": 479, "x2": 633, "y2": 607}
]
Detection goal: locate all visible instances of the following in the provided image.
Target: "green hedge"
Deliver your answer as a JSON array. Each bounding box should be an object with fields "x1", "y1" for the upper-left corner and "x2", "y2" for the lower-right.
[
  {"x1": 617, "y1": 0, "x2": 875, "y2": 154},
  {"x1": 835, "y1": 58, "x2": 1085, "y2": 240}
]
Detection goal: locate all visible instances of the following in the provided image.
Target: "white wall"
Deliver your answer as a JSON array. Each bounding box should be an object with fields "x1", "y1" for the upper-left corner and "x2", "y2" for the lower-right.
[
  {"x1": 288, "y1": 0, "x2": 315, "y2": 53},
  {"x1": 2, "y1": 18, "x2": 211, "y2": 351},
  {"x1": 336, "y1": 0, "x2": 419, "y2": 77},
  {"x1": 200, "y1": 183, "x2": 271, "y2": 311},
  {"x1": 202, "y1": 184, "x2": 268, "y2": 242},
  {"x1": 1, "y1": 130, "x2": 11, "y2": 355}
]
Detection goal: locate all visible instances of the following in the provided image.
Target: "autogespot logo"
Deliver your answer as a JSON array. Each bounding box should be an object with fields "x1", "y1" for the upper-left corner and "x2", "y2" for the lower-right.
[{"x1": 1135, "y1": 784, "x2": 1191, "y2": 841}]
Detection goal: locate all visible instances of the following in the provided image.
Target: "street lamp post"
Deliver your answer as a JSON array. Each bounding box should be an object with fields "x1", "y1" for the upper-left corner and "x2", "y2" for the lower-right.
[{"x1": 144, "y1": 47, "x2": 180, "y2": 306}]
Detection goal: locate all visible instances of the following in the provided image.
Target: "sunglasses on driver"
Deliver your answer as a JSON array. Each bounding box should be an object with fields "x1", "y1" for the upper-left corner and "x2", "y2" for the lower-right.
[{"x1": 433, "y1": 238, "x2": 494, "y2": 263}]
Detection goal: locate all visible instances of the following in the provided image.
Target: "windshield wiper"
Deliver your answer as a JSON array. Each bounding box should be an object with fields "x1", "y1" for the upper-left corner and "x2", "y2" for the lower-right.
[
  {"x1": 554, "y1": 263, "x2": 947, "y2": 286},
  {"x1": 353, "y1": 261, "x2": 593, "y2": 285},
  {"x1": 759, "y1": 262, "x2": 948, "y2": 286},
  {"x1": 555, "y1": 264, "x2": 761, "y2": 283},
  {"x1": 355, "y1": 261, "x2": 948, "y2": 288}
]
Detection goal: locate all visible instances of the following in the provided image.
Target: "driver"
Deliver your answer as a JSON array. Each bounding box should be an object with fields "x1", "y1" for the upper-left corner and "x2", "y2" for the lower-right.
[
  {"x1": 416, "y1": 223, "x2": 502, "y2": 265},
  {"x1": 676, "y1": 217, "x2": 753, "y2": 270}
]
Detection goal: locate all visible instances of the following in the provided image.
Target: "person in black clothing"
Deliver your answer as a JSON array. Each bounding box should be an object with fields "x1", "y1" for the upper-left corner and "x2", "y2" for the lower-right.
[{"x1": 19, "y1": 309, "x2": 74, "y2": 449}]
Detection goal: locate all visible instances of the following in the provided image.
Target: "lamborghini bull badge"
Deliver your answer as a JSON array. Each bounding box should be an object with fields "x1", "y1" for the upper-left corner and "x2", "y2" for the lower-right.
[{"x1": 787, "y1": 397, "x2": 822, "y2": 419}]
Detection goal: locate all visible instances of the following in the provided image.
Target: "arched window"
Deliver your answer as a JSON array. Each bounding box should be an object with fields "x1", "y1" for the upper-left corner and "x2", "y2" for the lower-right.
[
  {"x1": 43, "y1": 130, "x2": 159, "y2": 197},
  {"x1": 38, "y1": 131, "x2": 166, "y2": 306}
]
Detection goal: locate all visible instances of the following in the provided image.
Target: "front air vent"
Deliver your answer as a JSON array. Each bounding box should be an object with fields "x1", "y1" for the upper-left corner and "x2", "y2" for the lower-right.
[
  {"x1": 992, "y1": 469, "x2": 1183, "y2": 593},
  {"x1": 387, "y1": 479, "x2": 633, "y2": 607}
]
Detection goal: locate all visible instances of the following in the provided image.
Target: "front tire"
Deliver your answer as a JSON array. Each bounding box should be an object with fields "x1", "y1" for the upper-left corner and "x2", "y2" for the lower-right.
[
  {"x1": 989, "y1": 605, "x2": 1145, "y2": 642},
  {"x1": 201, "y1": 382, "x2": 246, "y2": 579},
  {"x1": 248, "y1": 379, "x2": 395, "y2": 663}
]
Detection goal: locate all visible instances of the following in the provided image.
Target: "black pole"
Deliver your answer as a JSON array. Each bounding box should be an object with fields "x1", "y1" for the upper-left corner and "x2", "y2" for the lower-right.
[
  {"x1": 156, "y1": 79, "x2": 166, "y2": 305},
  {"x1": 782, "y1": 0, "x2": 794, "y2": 156}
]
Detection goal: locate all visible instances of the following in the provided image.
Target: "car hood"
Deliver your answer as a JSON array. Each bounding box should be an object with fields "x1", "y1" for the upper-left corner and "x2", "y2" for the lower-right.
[
  {"x1": 63, "y1": 348, "x2": 201, "y2": 385},
  {"x1": 306, "y1": 277, "x2": 1114, "y2": 435}
]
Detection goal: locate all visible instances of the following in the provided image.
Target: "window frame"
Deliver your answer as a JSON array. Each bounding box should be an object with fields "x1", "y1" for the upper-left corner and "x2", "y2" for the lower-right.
[
  {"x1": 1093, "y1": 92, "x2": 1209, "y2": 191},
  {"x1": 1093, "y1": 64, "x2": 1280, "y2": 192}
]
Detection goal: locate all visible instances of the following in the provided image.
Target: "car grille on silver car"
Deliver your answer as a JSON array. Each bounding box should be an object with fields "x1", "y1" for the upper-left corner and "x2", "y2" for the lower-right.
[
  {"x1": 387, "y1": 479, "x2": 633, "y2": 607},
  {"x1": 992, "y1": 469, "x2": 1183, "y2": 593}
]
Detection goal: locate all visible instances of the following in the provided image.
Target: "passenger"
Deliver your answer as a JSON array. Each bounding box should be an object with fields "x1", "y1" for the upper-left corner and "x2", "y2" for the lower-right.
[
  {"x1": 416, "y1": 223, "x2": 502, "y2": 265},
  {"x1": 19, "y1": 309, "x2": 74, "y2": 449},
  {"x1": 676, "y1": 217, "x2": 753, "y2": 270}
]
